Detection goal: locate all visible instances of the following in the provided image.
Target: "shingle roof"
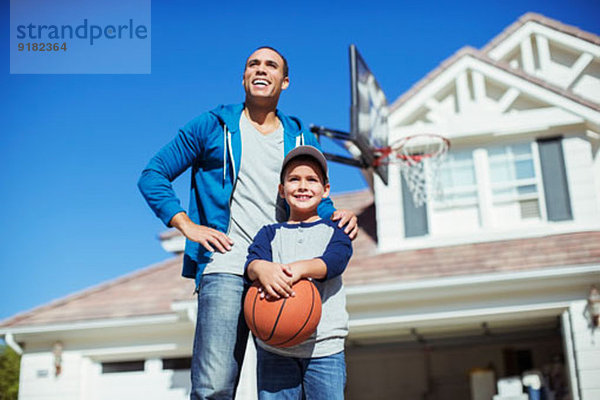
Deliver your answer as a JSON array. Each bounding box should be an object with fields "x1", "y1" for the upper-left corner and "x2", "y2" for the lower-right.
[
  {"x1": 344, "y1": 229, "x2": 600, "y2": 285},
  {"x1": 2, "y1": 190, "x2": 599, "y2": 329},
  {"x1": 0, "y1": 256, "x2": 192, "y2": 329}
]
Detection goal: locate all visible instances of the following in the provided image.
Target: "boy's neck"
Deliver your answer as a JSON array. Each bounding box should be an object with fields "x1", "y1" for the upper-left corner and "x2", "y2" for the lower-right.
[{"x1": 287, "y1": 212, "x2": 321, "y2": 224}]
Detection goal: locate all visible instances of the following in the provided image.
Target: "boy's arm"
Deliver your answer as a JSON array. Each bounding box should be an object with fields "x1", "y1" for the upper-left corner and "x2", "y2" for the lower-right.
[
  {"x1": 286, "y1": 259, "x2": 327, "y2": 283},
  {"x1": 245, "y1": 226, "x2": 295, "y2": 299},
  {"x1": 288, "y1": 224, "x2": 353, "y2": 283}
]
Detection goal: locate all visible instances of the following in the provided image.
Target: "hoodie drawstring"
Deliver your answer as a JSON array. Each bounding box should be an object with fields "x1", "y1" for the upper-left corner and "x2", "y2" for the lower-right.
[
  {"x1": 223, "y1": 125, "x2": 227, "y2": 186},
  {"x1": 227, "y1": 127, "x2": 236, "y2": 183},
  {"x1": 295, "y1": 133, "x2": 305, "y2": 147},
  {"x1": 222, "y1": 125, "x2": 236, "y2": 186}
]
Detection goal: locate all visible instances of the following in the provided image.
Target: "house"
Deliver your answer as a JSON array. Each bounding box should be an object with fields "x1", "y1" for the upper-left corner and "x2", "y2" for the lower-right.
[{"x1": 2, "y1": 13, "x2": 599, "y2": 400}]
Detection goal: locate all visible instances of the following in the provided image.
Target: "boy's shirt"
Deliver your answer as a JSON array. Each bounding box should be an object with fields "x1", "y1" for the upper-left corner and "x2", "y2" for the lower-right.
[{"x1": 245, "y1": 218, "x2": 353, "y2": 358}]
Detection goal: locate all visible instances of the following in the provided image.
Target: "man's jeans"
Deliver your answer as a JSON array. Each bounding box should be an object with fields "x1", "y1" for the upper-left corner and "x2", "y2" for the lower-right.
[
  {"x1": 256, "y1": 347, "x2": 346, "y2": 400},
  {"x1": 191, "y1": 274, "x2": 249, "y2": 400}
]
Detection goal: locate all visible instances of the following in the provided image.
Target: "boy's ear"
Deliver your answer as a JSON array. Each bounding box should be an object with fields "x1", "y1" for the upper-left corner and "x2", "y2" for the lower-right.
[
  {"x1": 278, "y1": 183, "x2": 285, "y2": 198},
  {"x1": 322, "y1": 183, "x2": 330, "y2": 199}
]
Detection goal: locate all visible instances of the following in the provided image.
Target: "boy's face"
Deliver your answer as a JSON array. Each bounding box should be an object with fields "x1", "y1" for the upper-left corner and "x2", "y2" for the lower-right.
[{"x1": 279, "y1": 159, "x2": 330, "y2": 218}]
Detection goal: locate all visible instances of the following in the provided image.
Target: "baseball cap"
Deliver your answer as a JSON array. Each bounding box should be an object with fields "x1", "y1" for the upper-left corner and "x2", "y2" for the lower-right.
[{"x1": 280, "y1": 145, "x2": 329, "y2": 183}]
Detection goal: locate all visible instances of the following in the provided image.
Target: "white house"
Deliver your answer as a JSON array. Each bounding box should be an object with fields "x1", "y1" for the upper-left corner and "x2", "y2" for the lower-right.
[{"x1": 2, "y1": 13, "x2": 599, "y2": 400}]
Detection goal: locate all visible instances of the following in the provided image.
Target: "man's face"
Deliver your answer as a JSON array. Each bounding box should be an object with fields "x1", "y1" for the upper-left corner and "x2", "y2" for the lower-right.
[{"x1": 243, "y1": 48, "x2": 289, "y2": 103}]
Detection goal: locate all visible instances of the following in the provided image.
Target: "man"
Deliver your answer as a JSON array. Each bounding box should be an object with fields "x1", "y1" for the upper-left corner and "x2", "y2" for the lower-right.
[{"x1": 138, "y1": 47, "x2": 358, "y2": 400}]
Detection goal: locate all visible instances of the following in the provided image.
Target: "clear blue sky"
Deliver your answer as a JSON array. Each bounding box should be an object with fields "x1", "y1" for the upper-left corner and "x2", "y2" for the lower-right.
[{"x1": 1, "y1": 0, "x2": 599, "y2": 322}]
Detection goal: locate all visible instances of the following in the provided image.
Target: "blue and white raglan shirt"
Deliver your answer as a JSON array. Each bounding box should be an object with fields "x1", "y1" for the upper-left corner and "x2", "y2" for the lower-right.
[{"x1": 245, "y1": 218, "x2": 353, "y2": 358}]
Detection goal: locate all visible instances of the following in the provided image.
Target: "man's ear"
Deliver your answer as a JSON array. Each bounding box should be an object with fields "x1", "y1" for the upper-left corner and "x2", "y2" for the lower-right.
[
  {"x1": 278, "y1": 183, "x2": 285, "y2": 198},
  {"x1": 281, "y1": 76, "x2": 290, "y2": 90},
  {"x1": 322, "y1": 183, "x2": 330, "y2": 199}
]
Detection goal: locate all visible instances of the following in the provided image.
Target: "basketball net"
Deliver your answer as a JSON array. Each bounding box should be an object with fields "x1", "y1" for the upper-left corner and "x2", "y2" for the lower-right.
[{"x1": 374, "y1": 134, "x2": 449, "y2": 207}]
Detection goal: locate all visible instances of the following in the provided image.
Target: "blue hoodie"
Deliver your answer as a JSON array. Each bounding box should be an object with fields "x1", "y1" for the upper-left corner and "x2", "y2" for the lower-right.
[{"x1": 138, "y1": 104, "x2": 336, "y2": 285}]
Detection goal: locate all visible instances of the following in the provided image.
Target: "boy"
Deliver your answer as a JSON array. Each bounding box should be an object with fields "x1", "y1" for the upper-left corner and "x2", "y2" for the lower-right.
[{"x1": 245, "y1": 145, "x2": 353, "y2": 400}]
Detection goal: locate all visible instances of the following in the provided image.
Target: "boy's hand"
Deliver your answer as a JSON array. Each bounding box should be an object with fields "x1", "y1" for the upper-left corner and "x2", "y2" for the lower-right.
[
  {"x1": 251, "y1": 261, "x2": 295, "y2": 300},
  {"x1": 331, "y1": 209, "x2": 358, "y2": 240}
]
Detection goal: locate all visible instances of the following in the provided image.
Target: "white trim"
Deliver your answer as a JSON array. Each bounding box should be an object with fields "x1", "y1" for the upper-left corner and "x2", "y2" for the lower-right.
[
  {"x1": 535, "y1": 34, "x2": 551, "y2": 73},
  {"x1": 346, "y1": 264, "x2": 600, "y2": 296},
  {"x1": 488, "y1": 21, "x2": 600, "y2": 60},
  {"x1": 171, "y1": 300, "x2": 197, "y2": 323},
  {"x1": 562, "y1": 310, "x2": 581, "y2": 400},
  {"x1": 81, "y1": 343, "x2": 178, "y2": 358},
  {"x1": 3, "y1": 333, "x2": 23, "y2": 355},
  {"x1": 497, "y1": 87, "x2": 520, "y2": 113},
  {"x1": 160, "y1": 234, "x2": 185, "y2": 254},
  {"x1": 565, "y1": 53, "x2": 594, "y2": 88},
  {"x1": 456, "y1": 71, "x2": 470, "y2": 112},
  {"x1": 389, "y1": 55, "x2": 600, "y2": 134},
  {"x1": 472, "y1": 70, "x2": 486, "y2": 101},
  {"x1": 531, "y1": 140, "x2": 548, "y2": 220},
  {"x1": 350, "y1": 301, "x2": 570, "y2": 329},
  {"x1": 520, "y1": 37, "x2": 535, "y2": 74},
  {"x1": 0, "y1": 313, "x2": 179, "y2": 335},
  {"x1": 474, "y1": 148, "x2": 492, "y2": 227},
  {"x1": 470, "y1": 58, "x2": 600, "y2": 125}
]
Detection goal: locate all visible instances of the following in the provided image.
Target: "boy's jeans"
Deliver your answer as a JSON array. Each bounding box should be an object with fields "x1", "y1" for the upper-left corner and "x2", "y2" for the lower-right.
[
  {"x1": 191, "y1": 274, "x2": 249, "y2": 400},
  {"x1": 256, "y1": 346, "x2": 346, "y2": 400}
]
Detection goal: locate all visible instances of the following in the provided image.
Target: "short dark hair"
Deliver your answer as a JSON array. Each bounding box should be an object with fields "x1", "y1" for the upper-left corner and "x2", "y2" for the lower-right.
[{"x1": 248, "y1": 46, "x2": 289, "y2": 77}]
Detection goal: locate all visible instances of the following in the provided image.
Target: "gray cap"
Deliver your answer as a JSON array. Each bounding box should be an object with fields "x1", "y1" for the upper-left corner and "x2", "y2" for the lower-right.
[{"x1": 280, "y1": 145, "x2": 329, "y2": 183}]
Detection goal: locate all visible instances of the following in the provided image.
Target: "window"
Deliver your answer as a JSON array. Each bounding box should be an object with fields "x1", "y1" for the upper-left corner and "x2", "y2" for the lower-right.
[
  {"x1": 403, "y1": 138, "x2": 569, "y2": 240},
  {"x1": 437, "y1": 150, "x2": 478, "y2": 208},
  {"x1": 488, "y1": 143, "x2": 541, "y2": 220},
  {"x1": 429, "y1": 149, "x2": 481, "y2": 236},
  {"x1": 162, "y1": 357, "x2": 192, "y2": 370},
  {"x1": 101, "y1": 360, "x2": 145, "y2": 374}
]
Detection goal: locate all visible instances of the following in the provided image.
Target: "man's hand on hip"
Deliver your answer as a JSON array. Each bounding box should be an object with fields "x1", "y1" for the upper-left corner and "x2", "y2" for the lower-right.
[
  {"x1": 170, "y1": 212, "x2": 233, "y2": 253},
  {"x1": 331, "y1": 209, "x2": 358, "y2": 240}
]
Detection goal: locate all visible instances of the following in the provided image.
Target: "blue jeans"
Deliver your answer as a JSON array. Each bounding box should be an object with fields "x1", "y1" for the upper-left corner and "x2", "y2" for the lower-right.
[
  {"x1": 191, "y1": 274, "x2": 250, "y2": 400},
  {"x1": 256, "y1": 347, "x2": 346, "y2": 400}
]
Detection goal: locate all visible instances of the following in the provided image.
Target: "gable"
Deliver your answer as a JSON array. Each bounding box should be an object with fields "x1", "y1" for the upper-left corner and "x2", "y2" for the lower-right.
[
  {"x1": 389, "y1": 48, "x2": 600, "y2": 143},
  {"x1": 483, "y1": 13, "x2": 600, "y2": 104}
]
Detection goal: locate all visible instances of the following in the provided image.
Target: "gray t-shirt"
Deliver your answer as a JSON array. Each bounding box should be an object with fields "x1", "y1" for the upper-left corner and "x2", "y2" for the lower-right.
[
  {"x1": 204, "y1": 113, "x2": 285, "y2": 275},
  {"x1": 245, "y1": 219, "x2": 353, "y2": 358}
]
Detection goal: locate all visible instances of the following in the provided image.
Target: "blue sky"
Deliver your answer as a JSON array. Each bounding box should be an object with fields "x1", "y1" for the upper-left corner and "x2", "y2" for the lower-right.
[{"x1": 1, "y1": 0, "x2": 599, "y2": 322}]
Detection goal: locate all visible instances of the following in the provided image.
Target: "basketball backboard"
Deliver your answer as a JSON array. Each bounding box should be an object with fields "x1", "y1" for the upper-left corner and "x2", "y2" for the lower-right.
[{"x1": 349, "y1": 44, "x2": 390, "y2": 185}]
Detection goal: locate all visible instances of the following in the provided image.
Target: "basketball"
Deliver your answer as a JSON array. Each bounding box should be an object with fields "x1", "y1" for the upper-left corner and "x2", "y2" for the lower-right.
[{"x1": 244, "y1": 279, "x2": 322, "y2": 348}]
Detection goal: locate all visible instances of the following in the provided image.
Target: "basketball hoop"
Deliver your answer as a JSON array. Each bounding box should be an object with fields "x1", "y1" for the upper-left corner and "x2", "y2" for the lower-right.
[{"x1": 374, "y1": 133, "x2": 450, "y2": 207}]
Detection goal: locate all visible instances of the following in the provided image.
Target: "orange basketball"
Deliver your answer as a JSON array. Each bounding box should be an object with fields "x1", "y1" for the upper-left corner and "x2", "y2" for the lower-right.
[{"x1": 244, "y1": 279, "x2": 322, "y2": 348}]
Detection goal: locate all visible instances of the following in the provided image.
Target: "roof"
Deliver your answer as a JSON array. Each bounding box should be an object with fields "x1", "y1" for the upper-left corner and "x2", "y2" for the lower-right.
[
  {"x1": 390, "y1": 47, "x2": 600, "y2": 115},
  {"x1": 345, "y1": 228, "x2": 600, "y2": 286},
  {"x1": 482, "y1": 12, "x2": 600, "y2": 53},
  {"x1": 390, "y1": 13, "x2": 600, "y2": 114},
  {"x1": 0, "y1": 256, "x2": 191, "y2": 329},
  {"x1": 2, "y1": 189, "x2": 599, "y2": 329}
]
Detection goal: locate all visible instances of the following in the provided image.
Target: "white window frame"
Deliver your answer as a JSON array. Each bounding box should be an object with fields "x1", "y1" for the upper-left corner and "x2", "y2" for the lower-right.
[
  {"x1": 430, "y1": 141, "x2": 549, "y2": 232},
  {"x1": 484, "y1": 141, "x2": 547, "y2": 226}
]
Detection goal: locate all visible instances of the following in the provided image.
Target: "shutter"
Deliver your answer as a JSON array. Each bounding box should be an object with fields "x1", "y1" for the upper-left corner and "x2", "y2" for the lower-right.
[
  {"x1": 537, "y1": 137, "x2": 572, "y2": 221},
  {"x1": 402, "y1": 174, "x2": 428, "y2": 237}
]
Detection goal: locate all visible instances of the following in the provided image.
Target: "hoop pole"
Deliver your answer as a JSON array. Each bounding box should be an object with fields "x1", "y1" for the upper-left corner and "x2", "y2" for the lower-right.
[
  {"x1": 309, "y1": 125, "x2": 353, "y2": 141},
  {"x1": 323, "y1": 152, "x2": 365, "y2": 168}
]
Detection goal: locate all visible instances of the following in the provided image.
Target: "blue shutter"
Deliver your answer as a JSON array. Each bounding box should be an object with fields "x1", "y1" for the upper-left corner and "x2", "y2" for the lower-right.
[{"x1": 537, "y1": 137, "x2": 572, "y2": 221}]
